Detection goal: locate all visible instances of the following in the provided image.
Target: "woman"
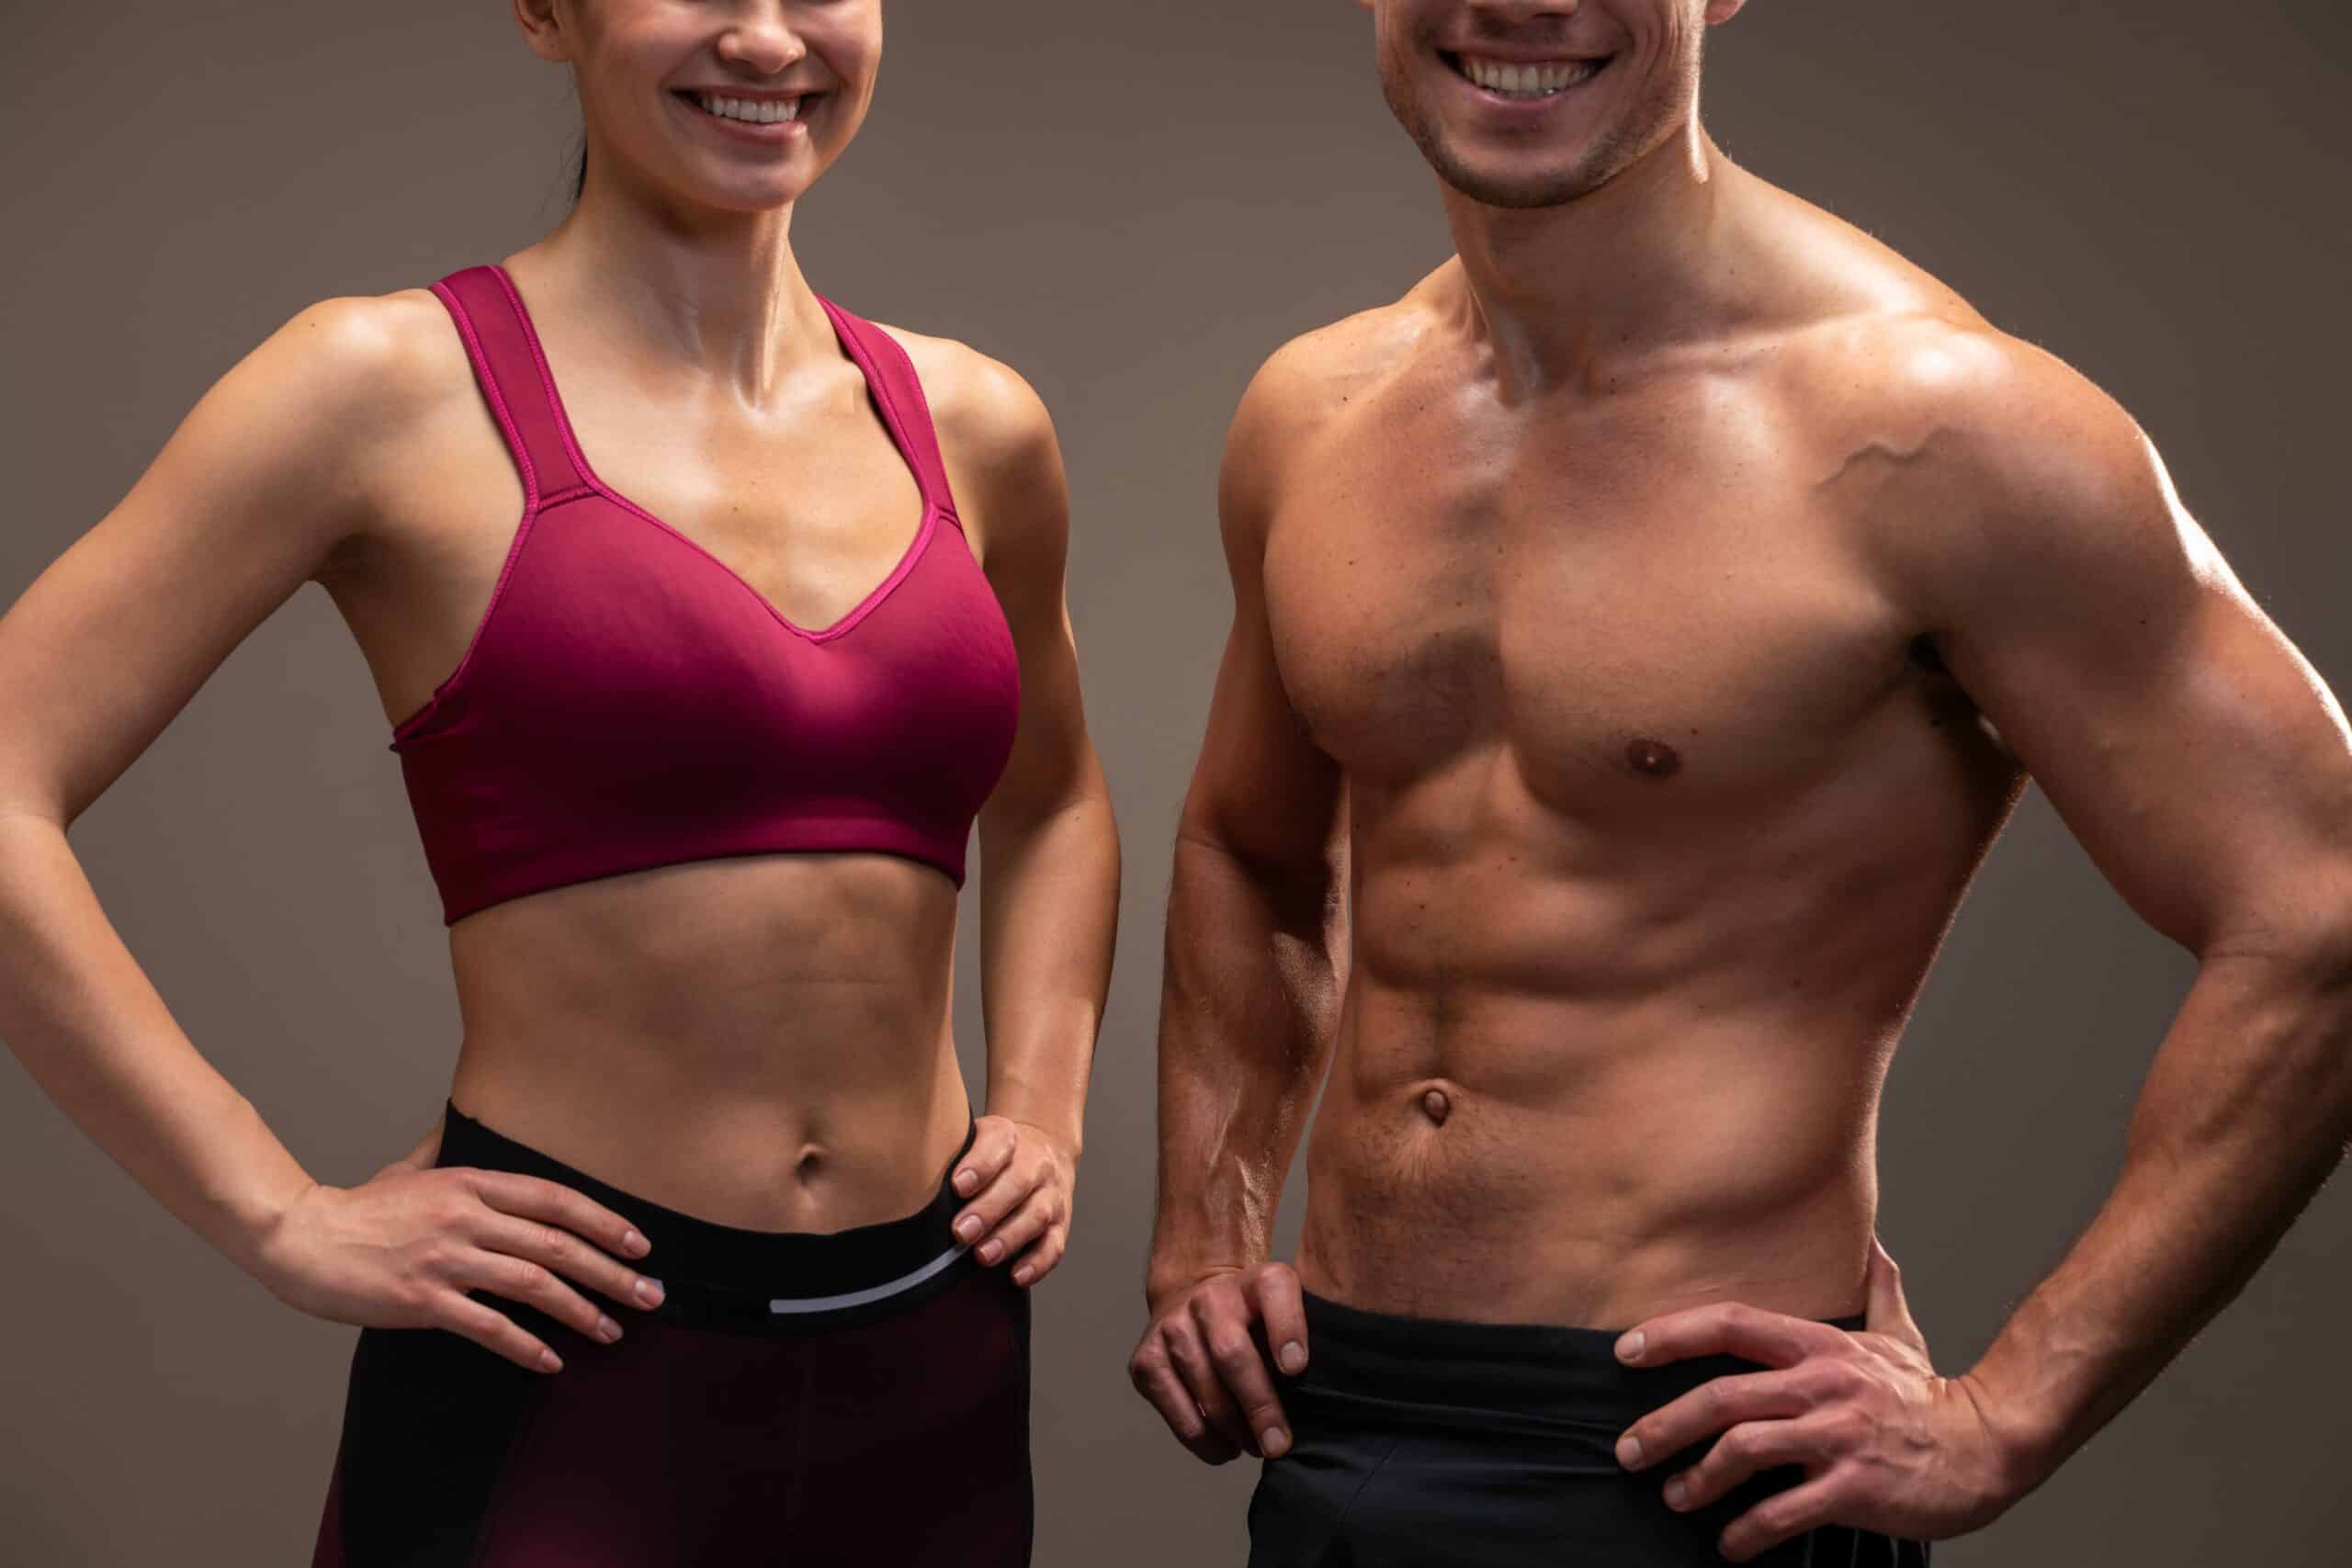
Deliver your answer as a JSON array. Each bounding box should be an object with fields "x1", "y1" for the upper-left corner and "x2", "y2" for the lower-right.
[{"x1": 0, "y1": 2, "x2": 1117, "y2": 1563}]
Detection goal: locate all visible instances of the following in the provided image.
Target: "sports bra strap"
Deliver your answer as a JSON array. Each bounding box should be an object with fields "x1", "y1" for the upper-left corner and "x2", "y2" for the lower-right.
[
  {"x1": 816, "y1": 298, "x2": 961, "y2": 519},
  {"x1": 428, "y1": 265, "x2": 591, "y2": 507}
]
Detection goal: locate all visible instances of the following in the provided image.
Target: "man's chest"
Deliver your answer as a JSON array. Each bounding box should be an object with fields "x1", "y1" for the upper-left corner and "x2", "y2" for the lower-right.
[{"x1": 1259, "y1": 390, "x2": 1933, "y2": 816}]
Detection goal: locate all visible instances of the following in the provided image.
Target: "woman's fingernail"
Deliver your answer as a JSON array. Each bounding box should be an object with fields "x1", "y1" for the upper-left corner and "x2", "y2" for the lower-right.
[
  {"x1": 596, "y1": 1314, "x2": 622, "y2": 1342},
  {"x1": 623, "y1": 1228, "x2": 650, "y2": 1257},
  {"x1": 955, "y1": 1169, "x2": 976, "y2": 1194},
  {"x1": 540, "y1": 1348, "x2": 562, "y2": 1372},
  {"x1": 634, "y1": 1277, "x2": 664, "y2": 1305},
  {"x1": 1616, "y1": 1330, "x2": 1645, "y2": 1362},
  {"x1": 978, "y1": 1239, "x2": 1002, "y2": 1263},
  {"x1": 1279, "y1": 1340, "x2": 1306, "y2": 1373},
  {"x1": 1616, "y1": 1434, "x2": 1644, "y2": 1469},
  {"x1": 1665, "y1": 1476, "x2": 1690, "y2": 1511},
  {"x1": 956, "y1": 1216, "x2": 982, "y2": 1242}
]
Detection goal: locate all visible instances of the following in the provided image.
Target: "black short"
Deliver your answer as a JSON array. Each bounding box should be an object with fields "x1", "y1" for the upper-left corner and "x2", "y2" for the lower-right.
[
  {"x1": 310, "y1": 1100, "x2": 1031, "y2": 1567},
  {"x1": 1245, "y1": 1287, "x2": 1928, "y2": 1567}
]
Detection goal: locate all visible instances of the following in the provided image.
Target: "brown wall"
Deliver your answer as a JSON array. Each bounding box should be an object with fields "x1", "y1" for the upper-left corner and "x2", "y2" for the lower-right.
[{"x1": 3, "y1": 2, "x2": 2346, "y2": 1562}]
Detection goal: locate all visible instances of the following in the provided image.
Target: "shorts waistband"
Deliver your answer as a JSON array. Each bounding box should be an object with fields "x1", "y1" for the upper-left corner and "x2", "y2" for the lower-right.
[
  {"x1": 435, "y1": 1099, "x2": 979, "y2": 1335},
  {"x1": 1289, "y1": 1287, "x2": 1869, "y2": 1430}
]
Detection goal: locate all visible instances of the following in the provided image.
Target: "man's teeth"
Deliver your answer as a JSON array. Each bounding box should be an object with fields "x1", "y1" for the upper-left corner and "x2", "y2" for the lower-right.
[
  {"x1": 691, "y1": 93, "x2": 802, "y2": 124},
  {"x1": 1455, "y1": 56, "x2": 1601, "y2": 97}
]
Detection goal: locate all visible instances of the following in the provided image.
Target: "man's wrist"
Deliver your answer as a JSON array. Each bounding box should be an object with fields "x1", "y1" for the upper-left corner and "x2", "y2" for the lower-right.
[
  {"x1": 1955, "y1": 1359, "x2": 2068, "y2": 1508},
  {"x1": 1143, "y1": 1248, "x2": 1256, "y2": 1316}
]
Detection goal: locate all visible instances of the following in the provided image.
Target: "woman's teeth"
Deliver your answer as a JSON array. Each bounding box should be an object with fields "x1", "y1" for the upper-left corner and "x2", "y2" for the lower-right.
[
  {"x1": 688, "y1": 92, "x2": 803, "y2": 124},
  {"x1": 1453, "y1": 56, "x2": 1604, "y2": 98}
]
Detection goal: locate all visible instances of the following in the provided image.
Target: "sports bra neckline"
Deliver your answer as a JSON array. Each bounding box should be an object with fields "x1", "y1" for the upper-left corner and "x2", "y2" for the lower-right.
[{"x1": 483, "y1": 259, "x2": 944, "y2": 646}]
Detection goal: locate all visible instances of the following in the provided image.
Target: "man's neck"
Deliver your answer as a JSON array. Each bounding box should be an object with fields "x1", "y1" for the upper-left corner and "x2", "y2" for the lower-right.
[{"x1": 1440, "y1": 122, "x2": 1749, "y2": 397}]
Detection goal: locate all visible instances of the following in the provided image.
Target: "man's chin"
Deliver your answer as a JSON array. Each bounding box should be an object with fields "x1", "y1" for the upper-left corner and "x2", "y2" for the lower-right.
[{"x1": 1429, "y1": 152, "x2": 1600, "y2": 210}]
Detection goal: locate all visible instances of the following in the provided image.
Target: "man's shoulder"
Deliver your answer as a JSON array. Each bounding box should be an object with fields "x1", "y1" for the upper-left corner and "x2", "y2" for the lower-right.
[
  {"x1": 1784, "y1": 307, "x2": 2152, "y2": 525},
  {"x1": 1227, "y1": 265, "x2": 1455, "y2": 464},
  {"x1": 1732, "y1": 178, "x2": 2143, "y2": 511},
  {"x1": 1778, "y1": 304, "x2": 2177, "y2": 623}
]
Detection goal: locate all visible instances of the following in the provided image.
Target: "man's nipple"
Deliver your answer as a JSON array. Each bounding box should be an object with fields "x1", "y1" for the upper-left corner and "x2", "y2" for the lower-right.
[{"x1": 1625, "y1": 737, "x2": 1682, "y2": 778}]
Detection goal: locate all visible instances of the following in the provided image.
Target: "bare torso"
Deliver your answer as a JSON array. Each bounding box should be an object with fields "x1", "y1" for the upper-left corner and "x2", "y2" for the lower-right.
[
  {"x1": 318, "y1": 249, "x2": 982, "y2": 1232},
  {"x1": 1270, "y1": 170, "x2": 2029, "y2": 1326}
]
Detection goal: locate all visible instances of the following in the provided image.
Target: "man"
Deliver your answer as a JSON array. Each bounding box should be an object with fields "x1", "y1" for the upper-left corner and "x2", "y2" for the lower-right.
[{"x1": 1128, "y1": 1, "x2": 2352, "y2": 1563}]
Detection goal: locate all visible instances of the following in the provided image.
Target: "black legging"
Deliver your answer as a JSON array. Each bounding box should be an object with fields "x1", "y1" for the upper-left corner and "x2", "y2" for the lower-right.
[{"x1": 311, "y1": 1101, "x2": 1031, "y2": 1567}]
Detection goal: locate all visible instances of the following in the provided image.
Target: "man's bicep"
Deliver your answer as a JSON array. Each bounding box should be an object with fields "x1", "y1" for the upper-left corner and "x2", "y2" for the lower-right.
[
  {"x1": 1179, "y1": 593, "x2": 1345, "y2": 881},
  {"x1": 1177, "y1": 361, "x2": 1346, "y2": 882},
  {"x1": 1921, "y1": 376, "x2": 2352, "y2": 956}
]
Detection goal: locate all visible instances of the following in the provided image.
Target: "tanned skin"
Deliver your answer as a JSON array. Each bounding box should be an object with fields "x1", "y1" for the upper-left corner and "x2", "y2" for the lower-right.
[
  {"x1": 0, "y1": 0, "x2": 1114, "y2": 1380},
  {"x1": 1132, "y1": 1, "x2": 2352, "y2": 1559}
]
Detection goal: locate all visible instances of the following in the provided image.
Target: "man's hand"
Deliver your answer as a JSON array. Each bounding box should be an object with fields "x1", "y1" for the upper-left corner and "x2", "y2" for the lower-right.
[
  {"x1": 949, "y1": 1114, "x2": 1078, "y2": 1288},
  {"x1": 396, "y1": 1116, "x2": 443, "y2": 1172},
  {"x1": 1129, "y1": 1260, "x2": 1310, "y2": 1464},
  {"x1": 1613, "y1": 1237, "x2": 2021, "y2": 1562}
]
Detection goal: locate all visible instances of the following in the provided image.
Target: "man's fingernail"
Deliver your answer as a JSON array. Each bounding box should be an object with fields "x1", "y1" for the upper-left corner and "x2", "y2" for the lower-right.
[
  {"x1": 1261, "y1": 1426, "x2": 1289, "y2": 1457},
  {"x1": 1616, "y1": 1330, "x2": 1645, "y2": 1362},
  {"x1": 955, "y1": 1169, "x2": 976, "y2": 1193},
  {"x1": 1616, "y1": 1434, "x2": 1644, "y2": 1469},
  {"x1": 1665, "y1": 1476, "x2": 1690, "y2": 1510},
  {"x1": 1279, "y1": 1340, "x2": 1306, "y2": 1374},
  {"x1": 956, "y1": 1216, "x2": 981, "y2": 1241}
]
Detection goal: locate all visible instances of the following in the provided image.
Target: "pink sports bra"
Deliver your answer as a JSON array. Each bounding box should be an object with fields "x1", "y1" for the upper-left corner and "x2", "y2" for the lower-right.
[{"x1": 387, "y1": 264, "x2": 1021, "y2": 925}]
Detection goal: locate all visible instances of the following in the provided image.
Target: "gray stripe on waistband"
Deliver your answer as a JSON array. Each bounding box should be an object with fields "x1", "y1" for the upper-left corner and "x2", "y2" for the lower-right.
[{"x1": 768, "y1": 1241, "x2": 969, "y2": 1314}]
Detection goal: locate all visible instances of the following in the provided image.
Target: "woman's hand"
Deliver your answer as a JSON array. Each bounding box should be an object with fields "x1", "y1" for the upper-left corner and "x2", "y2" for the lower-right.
[
  {"x1": 949, "y1": 1114, "x2": 1078, "y2": 1288},
  {"x1": 254, "y1": 1156, "x2": 666, "y2": 1372}
]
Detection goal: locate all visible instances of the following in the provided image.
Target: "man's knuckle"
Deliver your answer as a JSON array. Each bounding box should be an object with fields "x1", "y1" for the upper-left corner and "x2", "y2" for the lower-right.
[
  {"x1": 1822, "y1": 1407, "x2": 1869, "y2": 1449},
  {"x1": 1818, "y1": 1359, "x2": 1868, "y2": 1398}
]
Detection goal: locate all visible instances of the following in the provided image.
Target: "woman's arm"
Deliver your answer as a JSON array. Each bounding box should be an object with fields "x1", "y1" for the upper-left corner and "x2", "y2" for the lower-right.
[
  {"x1": 0, "y1": 297, "x2": 657, "y2": 1371},
  {"x1": 910, "y1": 332, "x2": 1120, "y2": 1287},
  {"x1": 0, "y1": 297, "x2": 396, "y2": 1278}
]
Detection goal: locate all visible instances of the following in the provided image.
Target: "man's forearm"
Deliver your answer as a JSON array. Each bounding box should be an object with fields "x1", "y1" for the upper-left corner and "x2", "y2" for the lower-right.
[
  {"x1": 1966, "y1": 936, "x2": 2352, "y2": 1497},
  {"x1": 1147, "y1": 831, "x2": 1344, "y2": 1310}
]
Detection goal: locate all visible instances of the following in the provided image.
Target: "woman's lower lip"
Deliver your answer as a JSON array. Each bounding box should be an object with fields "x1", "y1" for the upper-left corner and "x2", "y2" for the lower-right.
[{"x1": 675, "y1": 93, "x2": 812, "y2": 142}]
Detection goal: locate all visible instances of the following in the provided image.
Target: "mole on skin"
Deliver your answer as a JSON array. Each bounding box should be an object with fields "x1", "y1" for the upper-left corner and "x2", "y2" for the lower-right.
[
  {"x1": 1420, "y1": 1087, "x2": 1452, "y2": 1125},
  {"x1": 1625, "y1": 737, "x2": 1681, "y2": 778}
]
